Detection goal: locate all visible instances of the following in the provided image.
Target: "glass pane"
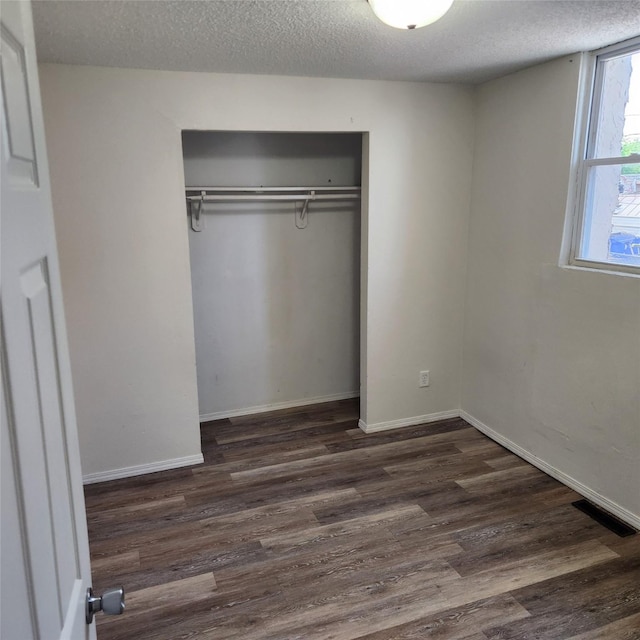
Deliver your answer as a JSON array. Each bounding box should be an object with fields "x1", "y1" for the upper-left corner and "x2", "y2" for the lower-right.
[
  {"x1": 579, "y1": 162, "x2": 640, "y2": 267},
  {"x1": 592, "y1": 50, "x2": 640, "y2": 159}
]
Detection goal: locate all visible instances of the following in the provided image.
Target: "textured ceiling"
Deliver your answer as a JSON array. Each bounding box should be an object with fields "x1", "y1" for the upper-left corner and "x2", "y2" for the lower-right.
[{"x1": 32, "y1": 0, "x2": 640, "y2": 84}]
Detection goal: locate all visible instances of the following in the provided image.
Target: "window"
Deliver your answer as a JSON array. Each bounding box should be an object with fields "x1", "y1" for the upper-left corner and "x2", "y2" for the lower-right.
[{"x1": 571, "y1": 37, "x2": 640, "y2": 274}]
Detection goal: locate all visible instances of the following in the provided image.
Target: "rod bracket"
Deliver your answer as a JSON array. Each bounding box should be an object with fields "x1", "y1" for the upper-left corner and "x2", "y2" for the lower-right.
[
  {"x1": 295, "y1": 191, "x2": 315, "y2": 229},
  {"x1": 191, "y1": 191, "x2": 205, "y2": 232}
]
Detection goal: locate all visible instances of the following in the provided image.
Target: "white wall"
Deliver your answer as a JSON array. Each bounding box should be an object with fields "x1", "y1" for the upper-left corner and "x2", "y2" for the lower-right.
[
  {"x1": 463, "y1": 55, "x2": 640, "y2": 525},
  {"x1": 183, "y1": 132, "x2": 361, "y2": 418},
  {"x1": 39, "y1": 64, "x2": 475, "y2": 477}
]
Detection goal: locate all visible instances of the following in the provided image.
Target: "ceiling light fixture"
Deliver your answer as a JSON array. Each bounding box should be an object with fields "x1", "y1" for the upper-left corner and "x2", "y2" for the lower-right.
[{"x1": 368, "y1": 0, "x2": 454, "y2": 30}]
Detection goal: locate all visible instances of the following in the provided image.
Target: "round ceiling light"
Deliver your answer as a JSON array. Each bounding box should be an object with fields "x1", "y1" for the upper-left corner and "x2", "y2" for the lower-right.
[{"x1": 368, "y1": 0, "x2": 454, "y2": 30}]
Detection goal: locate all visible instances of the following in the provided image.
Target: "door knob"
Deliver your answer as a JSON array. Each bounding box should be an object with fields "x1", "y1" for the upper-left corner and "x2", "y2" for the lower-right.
[{"x1": 85, "y1": 586, "x2": 125, "y2": 624}]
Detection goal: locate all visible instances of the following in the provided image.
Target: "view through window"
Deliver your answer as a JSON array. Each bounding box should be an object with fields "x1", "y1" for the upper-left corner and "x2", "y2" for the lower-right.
[{"x1": 574, "y1": 38, "x2": 640, "y2": 272}]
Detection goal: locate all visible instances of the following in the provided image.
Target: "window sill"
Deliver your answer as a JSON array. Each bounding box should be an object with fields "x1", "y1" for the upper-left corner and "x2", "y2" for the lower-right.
[{"x1": 563, "y1": 260, "x2": 640, "y2": 279}]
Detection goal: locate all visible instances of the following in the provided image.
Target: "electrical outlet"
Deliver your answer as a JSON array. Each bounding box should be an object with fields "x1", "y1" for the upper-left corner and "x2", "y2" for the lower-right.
[{"x1": 419, "y1": 370, "x2": 430, "y2": 388}]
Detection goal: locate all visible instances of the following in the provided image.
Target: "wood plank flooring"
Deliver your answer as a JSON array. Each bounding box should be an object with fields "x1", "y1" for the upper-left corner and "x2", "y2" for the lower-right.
[{"x1": 85, "y1": 399, "x2": 640, "y2": 639}]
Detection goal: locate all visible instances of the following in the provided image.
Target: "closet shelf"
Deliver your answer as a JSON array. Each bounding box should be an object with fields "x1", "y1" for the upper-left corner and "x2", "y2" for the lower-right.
[{"x1": 186, "y1": 186, "x2": 361, "y2": 231}]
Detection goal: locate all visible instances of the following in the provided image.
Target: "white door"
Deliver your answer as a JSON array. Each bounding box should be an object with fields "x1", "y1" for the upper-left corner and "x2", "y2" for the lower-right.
[{"x1": 1, "y1": 2, "x2": 95, "y2": 639}]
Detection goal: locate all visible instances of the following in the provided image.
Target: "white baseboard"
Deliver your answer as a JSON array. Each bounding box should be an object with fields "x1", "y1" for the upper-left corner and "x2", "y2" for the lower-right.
[
  {"x1": 82, "y1": 453, "x2": 204, "y2": 485},
  {"x1": 460, "y1": 410, "x2": 640, "y2": 531},
  {"x1": 200, "y1": 392, "x2": 359, "y2": 423},
  {"x1": 358, "y1": 409, "x2": 460, "y2": 434}
]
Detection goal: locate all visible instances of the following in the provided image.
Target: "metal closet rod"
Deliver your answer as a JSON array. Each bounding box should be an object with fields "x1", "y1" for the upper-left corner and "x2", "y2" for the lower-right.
[
  {"x1": 185, "y1": 186, "x2": 361, "y2": 203},
  {"x1": 186, "y1": 186, "x2": 360, "y2": 192},
  {"x1": 186, "y1": 186, "x2": 361, "y2": 231},
  {"x1": 187, "y1": 194, "x2": 360, "y2": 202}
]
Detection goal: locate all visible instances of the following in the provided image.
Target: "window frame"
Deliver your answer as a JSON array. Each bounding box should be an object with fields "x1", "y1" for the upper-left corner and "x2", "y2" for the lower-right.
[{"x1": 569, "y1": 36, "x2": 640, "y2": 276}]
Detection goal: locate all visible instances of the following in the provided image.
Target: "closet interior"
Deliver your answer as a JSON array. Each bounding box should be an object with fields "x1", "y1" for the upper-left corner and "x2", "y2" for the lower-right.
[{"x1": 182, "y1": 131, "x2": 363, "y2": 421}]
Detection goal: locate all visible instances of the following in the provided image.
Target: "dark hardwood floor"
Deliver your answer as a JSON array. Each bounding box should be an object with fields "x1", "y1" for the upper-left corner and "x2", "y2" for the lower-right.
[{"x1": 85, "y1": 399, "x2": 640, "y2": 639}]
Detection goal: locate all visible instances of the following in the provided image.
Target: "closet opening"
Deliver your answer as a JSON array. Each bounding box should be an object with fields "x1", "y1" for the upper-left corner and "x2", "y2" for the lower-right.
[{"x1": 181, "y1": 131, "x2": 365, "y2": 425}]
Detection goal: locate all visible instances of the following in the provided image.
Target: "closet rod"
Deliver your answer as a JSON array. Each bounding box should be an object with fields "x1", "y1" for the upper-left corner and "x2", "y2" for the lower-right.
[
  {"x1": 186, "y1": 186, "x2": 360, "y2": 193},
  {"x1": 186, "y1": 186, "x2": 361, "y2": 232},
  {"x1": 186, "y1": 193, "x2": 360, "y2": 202}
]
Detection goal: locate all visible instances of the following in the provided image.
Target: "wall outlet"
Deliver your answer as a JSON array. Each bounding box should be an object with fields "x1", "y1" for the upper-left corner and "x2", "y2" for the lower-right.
[{"x1": 419, "y1": 370, "x2": 430, "y2": 388}]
